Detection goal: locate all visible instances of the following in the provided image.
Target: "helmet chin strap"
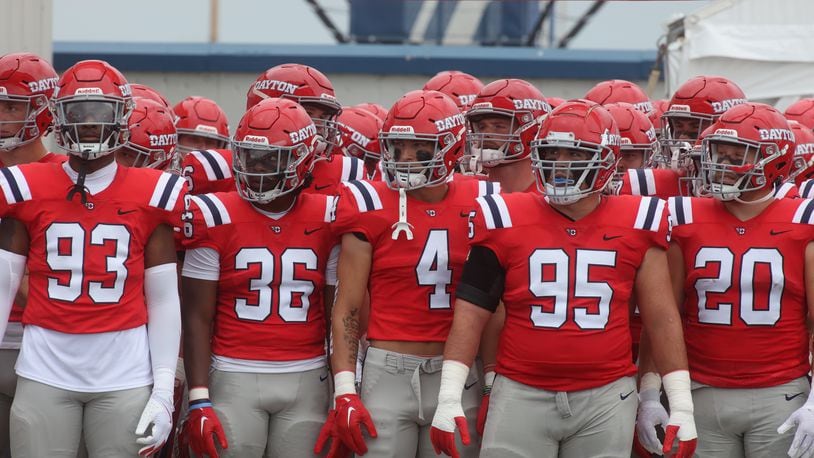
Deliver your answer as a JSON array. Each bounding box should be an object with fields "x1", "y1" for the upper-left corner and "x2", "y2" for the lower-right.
[
  {"x1": 734, "y1": 183, "x2": 776, "y2": 205},
  {"x1": 66, "y1": 150, "x2": 91, "y2": 204},
  {"x1": 391, "y1": 188, "x2": 414, "y2": 241}
]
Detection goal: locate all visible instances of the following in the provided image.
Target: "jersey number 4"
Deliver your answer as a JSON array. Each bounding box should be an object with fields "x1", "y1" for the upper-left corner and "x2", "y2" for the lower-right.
[
  {"x1": 416, "y1": 230, "x2": 453, "y2": 310},
  {"x1": 46, "y1": 223, "x2": 130, "y2": 303}
]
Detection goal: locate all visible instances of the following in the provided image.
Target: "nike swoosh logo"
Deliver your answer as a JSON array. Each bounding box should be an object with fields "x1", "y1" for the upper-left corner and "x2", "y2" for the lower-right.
[
  {"x1": 320, "y1": 374, "x2": 328, "y2": 382},
  {"x1": 314, "y1": 184, "x2": 331, "y2": 191},
  {"x1": 199, "y1": 416, "x2": 208, "y2": 436},
  {"x1": 347, "y1": 407, "x2": 356, "y2": 425},
  {"x1": 620, "y1": 390, "x2": 634, "y2": 400},
  {"x1": 771, "y1": 229, "x2": 791, "y2": 236},
  {"x1": 460, "y1": 211, "x2": 471, "y2": 218},
  {"x1": 117, "y1": 209, "x2": 136, "y2": 215},
  {"x1": 786, "y1": 392, "x2": 805, "y2": 401},
  {"x1": 603, "y1": 234, "x2": 622, "y2": 241},
  {"x1": 464, "y1": 381, "x2": 477, "y2": 390},
  {"x1": 304, "y1": 227, "x2": 323, "y2": 235}
]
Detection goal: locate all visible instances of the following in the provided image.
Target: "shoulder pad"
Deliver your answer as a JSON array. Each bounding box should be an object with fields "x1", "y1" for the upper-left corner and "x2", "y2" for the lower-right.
[
  {"x1": 0, "y1": 166, "x2": 32, "y2": 204},
  {"x1": 148, "y1": 172, "x2": 185, "y2": 211},
  {"x1": 476, "y1": 194, "x2": 513, "y2": 229},
  {"x1": 343, "y1": 180, "x2": 383, "y2": 213},
  {"x1": 633, "y1": 196, "x2": 665, "y2": 232},
  {"x1": 189, "y1": 193, "x2": 232, "y2": 228},
  {"x1": 189, "y1": 149, "x2": 232, "y2": 181},
  {"x1": 668, "y1": 196, "x2": 693, "y2": 226}
]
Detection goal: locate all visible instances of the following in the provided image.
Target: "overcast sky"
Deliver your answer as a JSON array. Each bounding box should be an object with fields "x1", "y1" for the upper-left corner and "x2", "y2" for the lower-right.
[{"x1": 53, "y1": 0, "x2": 707, "y2": 50}]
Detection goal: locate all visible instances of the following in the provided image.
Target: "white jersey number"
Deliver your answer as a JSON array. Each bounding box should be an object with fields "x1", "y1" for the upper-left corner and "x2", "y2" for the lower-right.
[
  {"x1": 46, "y1": 223, "x2": 131, "y2": 303},
  {"x1": 234, "y1": 247, "x2": 317, "y2": 322},
  {"x1": 528, "y1": 249, "x2": 617, "y2": 329},
  {"x1": 416, "y1": 229, "x2": 453, "y2": 310},
  {"x1": 694, "y1": 247, "x2": 783, "y2": 326}
]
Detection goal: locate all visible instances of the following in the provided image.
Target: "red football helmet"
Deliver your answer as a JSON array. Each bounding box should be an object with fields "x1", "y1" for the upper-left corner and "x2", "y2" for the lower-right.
[
  {"x1": 121, "y1": 98, "x2": 177, "y2": 170},
  {"x1": 173, "y1": 96, "x2": 230, "y2": 154},
  {"x1": 246, "y1": 64, "x2": 341, "y2": 156},
  {"x1": 605, "y1": 102, "x2": 659, "y2": 166},
  {"x1": 788, "y1": 120, "x2": 814, "y2": 183},
  {"x1": 662, "y1": 76, "x2": 746, "y2": 145},
  {"x1": 131, "y1": 83, "x2": 171, "y2": 109},
  {"x1": 353, "y1": 102, "x2": 387, "y2": 122},
  {"x1": 52, "y1": 60, "x2": 134, "y2": 159},
  {"x1": 423, "y1": 70, "x2": 484, "y2": 111},
  {"x1": 379, "y1": 90, "x2": 464, "y2": 189},
  {"x1": 700, "y1": 102, "x2": 794, "y2": 201},
  {"x1": 232, "y1": 97, "x2": 322, "y2": 202},
  {"x1": 530, "y1": 100, "x2": 621, "y2": 204},
  {"x1": 784, "y1": 98, "x2": 814, "y2": 130},
  {"x1": 584, "y1": 79, "x2": 654, "y2": 120},
  {"x1": 650, "y1": 99, "x2": 669, "y2": 133},
  {"x1": 545, "y1": 96, "x2": 566, "y2": 110},
  {"x1": 0, "y1": 52, "x2": 58, "y2": 151},
  {"x1": 465, "y1": 79, "x2": 550, "y2": 170},
  {"x1": 336, "y1": 106, "x2": 382, "y2": 162}
]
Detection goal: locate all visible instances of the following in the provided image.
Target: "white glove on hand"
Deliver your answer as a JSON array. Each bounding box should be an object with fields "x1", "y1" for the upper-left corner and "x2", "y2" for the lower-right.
[
  {"x1": 779, "y1": 399, "x2": 814, "y2": 458},
  {"x1": 636, "y1": 387, "x2": 669, "y2": 455},
  {"x1": 135, "y1": 391, "x2": 174, "y2": 457}
]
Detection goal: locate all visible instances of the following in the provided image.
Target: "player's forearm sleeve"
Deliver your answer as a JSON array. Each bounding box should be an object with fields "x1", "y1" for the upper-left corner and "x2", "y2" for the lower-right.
[
  {"x1": 145, "y1": 263, "x2": 182, "y2": 397},
  {"x1": 0, "y1": 249, "x2": 26, "y2": 341},
  {"x1": 455, "y1": 245, "x2": 505, "y2": 312}
]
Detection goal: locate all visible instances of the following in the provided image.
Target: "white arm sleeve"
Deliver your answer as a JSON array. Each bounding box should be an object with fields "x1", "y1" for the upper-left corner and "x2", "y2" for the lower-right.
[
  {"x1": 326, "y1": 244, "x2": 340, "y2": 286},
  {"x1": 0, "y1": 249, "x2": 26, "y2": 341},
  {"x1": 145, "y1": 263, "x2": 182, "y2": 399},
  {"x1": 181, "y1": 247, "x2": 220, "y2": 281}
]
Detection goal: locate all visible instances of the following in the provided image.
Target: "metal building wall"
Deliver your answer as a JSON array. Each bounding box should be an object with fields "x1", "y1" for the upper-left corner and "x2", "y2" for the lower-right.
[{"x1": 1, "y1": 0, "x2": 53, "y2": 60}]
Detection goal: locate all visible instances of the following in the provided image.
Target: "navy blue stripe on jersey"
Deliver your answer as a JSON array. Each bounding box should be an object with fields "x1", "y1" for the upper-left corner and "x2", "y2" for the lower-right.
[
  {"x1": 482, "y1": 195, "x2": 505, "y2": 229},
  {"x1": 673, "y1": 197, "x2": 686, "y2": 226},
  {"x1": 348, "y1": 180, "x2": 375, "y2": 211},
  {"x1": 636, "y1": 169, "x2": 648, "y2": 196},
  {"x1": 802, "y1": 199, "x2": 814, "y2": 224},
  {"x1": 804, "y1": 181, "x2": 814, "y2": 198},
  {"x1": 348, "y1": 157, "x2": 359, "y2": 181},
  {"x1": 0, "y1": 168, "x2": 23, "y2": 204},
  {"x1": 198, "y1": 150, "x2": 225, "y2": 180},
  {"x1": 484, "y1": 181, "x2": 494, "y2": 195},
  {"x1": 195, "y1": 194, "x2": 223, "y2": 226},
  {"x1": 157, "y1": 174, "x2": 181, "y2": 210},
  {"x1": 642, "y1": 197, "x2": 659, "y2": 231}
]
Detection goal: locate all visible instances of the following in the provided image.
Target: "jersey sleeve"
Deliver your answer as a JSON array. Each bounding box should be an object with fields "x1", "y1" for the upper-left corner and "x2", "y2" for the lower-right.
[
  {"x1": 181, "y1": 149, "x2": 234, "y2": 194},
  {"x1": 0, "y1": 165, "x2": 34, "y2": 217},
  {"x1": 146, "y1": 172, "x2": 187, "y2": 231},
  {"x1": 633, "y1": 196, "x2": 670, "y2": 250},
  {"x1": 469, "y1": 193, "x2": 513, "y2": 268},
  {"x1": 331, "y1": 181, "x2": 383, "y2": 244},
  {"x1": 180, "y1": 193, "x2": 226, "y2": 251}
]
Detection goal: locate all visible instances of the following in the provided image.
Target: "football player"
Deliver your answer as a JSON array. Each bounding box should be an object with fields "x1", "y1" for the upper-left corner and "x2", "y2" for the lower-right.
[
  {"x1": 784, "y1": 98, "x2": 814, "y2": 130},
  {"x1": 584, "y1": 79, "x2": 656, "y2": 124},
  {"x1": 117, "y1": 97, "x2": 178, "y2": 171},
  {"x1": 326, "y1": 90, "x2": 497, "y2": 457},
  {"x1": 639, "y1": 103, "x2": 814, "y2": 457},
  {"x1": 247, "y1": 64, "x2": 364, "y2": 196},
  {"x1": 605, "y1": 102, "x2": 663, "y2": 198},
  {"x1": 0, "y1": 59, "x2": 185, "y2": 456},
  {"x1": 430, "y1": 100, "x2": 696, "y2": 458},
  {"x1": 791, "y1": 120, "x2": 814, "y2": 197},
  {"x1": 335, "y1": 106, "x2": 383, "y2": 180},
  {"x1": 0, "y1": 51, "x2": 62, "y2": 458},
  {"x1": 175, "y1": 96, "x2": 233, "y2": 194},
  {"x1": 423, "y1": 70, "x2": 484, "y2": 112},
  {"x1": 179, "y1": 97, "x2": 336, "y2": 457}
]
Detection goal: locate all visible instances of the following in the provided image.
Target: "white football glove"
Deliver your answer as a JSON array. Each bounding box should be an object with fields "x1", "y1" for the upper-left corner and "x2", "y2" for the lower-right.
[
  {"x1": 636, "y1": 387, "x2": 669, "y2": 455},
  {"x1": 135, "y1": 391, "x2": 174, "y2": 457},
  {"x1": 779, "y1": 394, "x2": 814, "y2": 458}
]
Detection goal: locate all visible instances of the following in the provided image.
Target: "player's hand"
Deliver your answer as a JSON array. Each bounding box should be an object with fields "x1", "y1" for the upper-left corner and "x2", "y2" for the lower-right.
[
  {"x1": 314, "y1": 408, "x2": 352, "y2": 458},
  {"x1": 779, "y1": 402, "x2": 814, "y2": 458},
  {"x1": 636, "y1": 388, "x2": 668, "y2": 455},
  {"x1": 476, "y1": 371, "x2": 495, "y2": 437},
  {"x1": 430, "y1": 397, "x2": 471, "y2": 458},
  {"x1": 334, "y1": 394, "x2": 377, "y2": 455},
  {"x1": 182, "y1": 398, "x2": 228, "y2": 458},
  {"x1": 662, "y1": 409, "x2": 697, "y2": 458},
  {"x1": 135, "y1": 391, "x2": 174, "y2": 456}
]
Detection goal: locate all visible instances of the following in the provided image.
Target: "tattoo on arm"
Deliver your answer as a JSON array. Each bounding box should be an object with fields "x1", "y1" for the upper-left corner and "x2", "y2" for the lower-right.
[{"x1": 343, "y1": 307, "x2": 360, "y2": 366}]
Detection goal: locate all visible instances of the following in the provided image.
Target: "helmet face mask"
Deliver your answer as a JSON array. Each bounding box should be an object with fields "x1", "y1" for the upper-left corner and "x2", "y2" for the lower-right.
[
  {"x1": 233, "y1": 142, "x2": 311, "y2": 203},
  {"x1": 300, "y1": 101, "x2": 341, "y2": 159},
  {"x1": 53, "y1": 96, "x2": 132, "y2": 158},
  {"x1": 531, "y1": 136, "x2": 617, "y2": 205},
  {"x1": 0, "y1": 52, "x2": 58, "y2": 151},
  {"x1": 380, "y1": 135, "x2": 452, "y2": 190},
  {"x1": 0, "y1": 95, "x2": 48, "y2": 150},
  {"x1": 466, "y1": 113, "x2": 528, "y2": 168}
]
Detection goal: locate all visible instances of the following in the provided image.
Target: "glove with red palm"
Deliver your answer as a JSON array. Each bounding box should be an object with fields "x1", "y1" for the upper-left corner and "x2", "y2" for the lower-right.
[
  {"x1": 314, "y1": 408, "x2": 352, "y2": 458},
  {"x1": 430, "y1": 360, "x2": 472, "y2": 458},
  {"x1": 182, "y1": 393, "x2": 228, "y2": 458},
  {"x1": 476, "y1": 370, "x2": 495, "y2": 437},
  {"x1": 332, "y1": 371, "x2": 377, "y2": 455}
]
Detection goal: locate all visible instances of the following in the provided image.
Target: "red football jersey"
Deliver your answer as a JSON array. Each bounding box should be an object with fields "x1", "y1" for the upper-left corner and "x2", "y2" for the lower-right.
[
  {"x1": 183, "y1": 192, "x2": 337, "y2": 361},
  {"x1": 332, "y1": 179, "x2": 499, "y2": 342},
  {"x1": 0, "y1": 163, "x2": 185, "y2": 333},
  {"x1": 181, "y1": 149, "x2": 235, "y2": 195},
  {"x1": 669, "y1": 196, "x2": 813, "y2": 388},
  {"x1": 775, "y1": 182, "x2": 800, "y2": 199},
  {"x1": 619, "y1": 168, "x2": 683, "y2": 200},
  {"x1": 471, "y1": 193, "x2": 669, "y2": 391},
  {"x1": 304, "y1": 155, "x2": 365, "y2": 196},
  {"x1": 7, "y1": 152, "x2": 68, "y2": 323}
]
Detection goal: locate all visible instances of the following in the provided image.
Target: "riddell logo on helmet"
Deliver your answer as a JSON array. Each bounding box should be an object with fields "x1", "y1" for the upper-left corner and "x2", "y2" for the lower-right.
[
  {"x1": 243, "y1": 135, "x2": 269, "y2": 144},
  {"x1": 390, "y1": 126, "x2": 415, "y2": 134},
  {"x1": 434, "y1": 113, "x2": 465, "y2": 132},
  {"x1": 759, "y1": 128, "x2": 794, "y2": 141},
  {"x1": 668, "y1": 104, "x2": 691, "y2": 113},
  {"x1": 470, "y1": 102, "x2": 493, "y2": 111},
  {"x1": 28, "y1": 77, "x2": 58, "y2": 94},
  {"x1": 254, "y1": 80, "x2": 298, "y2": 95},
  {"x1": 513, "y1": 99, "x2": 551, "y2": 112},
  {"x1": 711, "y1": 98, "x2": 747, "y2": 114},
  {"x1": 290, "y1": 123, "x2": 317, "y2": 143},
  {"x1": 195, "y1": 125, "x2": 219, "y2": 134},
  {"x1": 75, "y1": 87, "x2": 104, "y2": 95},
  {"x1": 714, "y1": 128, "x2": 738, "y2": 137},
  {"x1": 149, "y1": 133, "x2": 177, "y2": 147}
]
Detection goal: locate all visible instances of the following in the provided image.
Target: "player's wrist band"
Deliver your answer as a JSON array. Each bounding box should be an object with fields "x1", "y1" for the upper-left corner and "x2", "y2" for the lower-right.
[{"x1": 189, "y1": 386, "x2": 210, "y2": 401}]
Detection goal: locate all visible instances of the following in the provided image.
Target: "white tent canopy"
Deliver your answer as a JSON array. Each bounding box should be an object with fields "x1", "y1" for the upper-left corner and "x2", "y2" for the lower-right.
[{"x1": 666, "y1": 0, "x2": 814, "y2": 105}]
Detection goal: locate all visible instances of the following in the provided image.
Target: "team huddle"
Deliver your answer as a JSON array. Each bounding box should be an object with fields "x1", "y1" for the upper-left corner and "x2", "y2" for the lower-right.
[{"x1": 0, "y1": 50, "x2": 813, "y2": 458}]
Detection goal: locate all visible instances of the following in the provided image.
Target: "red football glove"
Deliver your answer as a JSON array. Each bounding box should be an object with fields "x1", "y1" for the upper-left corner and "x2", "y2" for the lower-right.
[
  {"x1": 314, "y1": 409, "x2": 352, "y2": 458},
  {"x1": 476, "y1": 394, "x2": 490, "y2": 437},
  {"x1": 334, "y1": 394, "x2": 378, "y2": 455},
  {"x1": 182, "y1": 399, "x2": 228, "y2": 458},
  {"x1": 632, "y1": 430, "x2": 653, "y2": 458}
]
